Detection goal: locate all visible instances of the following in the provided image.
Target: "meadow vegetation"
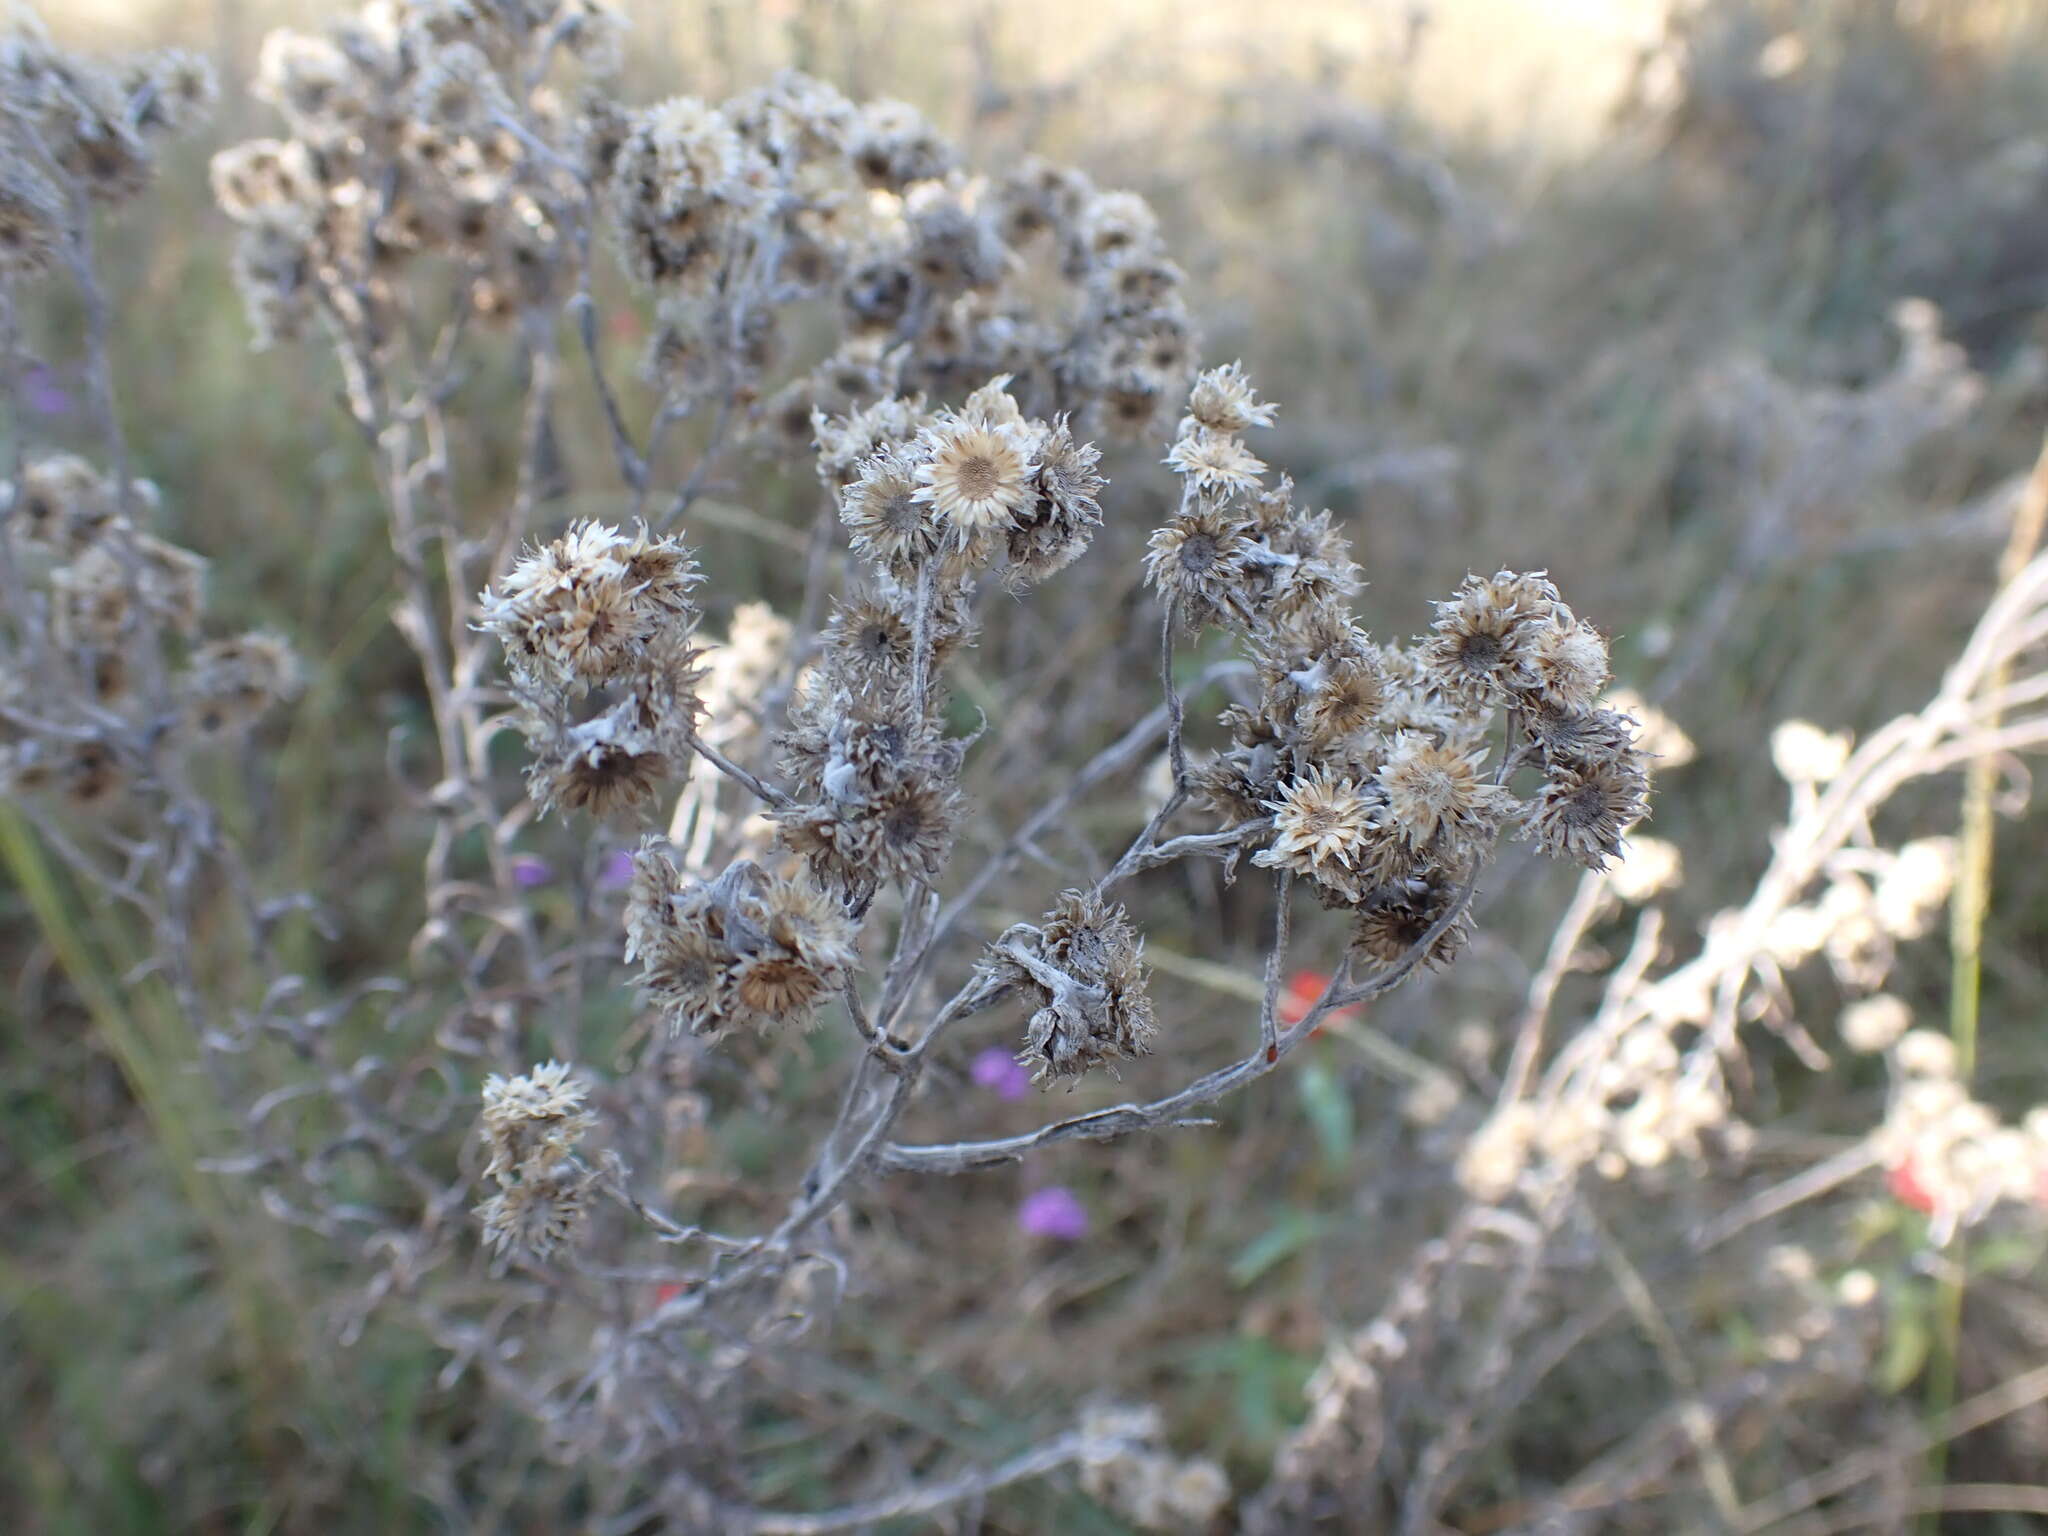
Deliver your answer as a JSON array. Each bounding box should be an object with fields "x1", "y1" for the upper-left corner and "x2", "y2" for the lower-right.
[{"x1": 7, "y1": 1, "x2": 2048, "y2": 1531}]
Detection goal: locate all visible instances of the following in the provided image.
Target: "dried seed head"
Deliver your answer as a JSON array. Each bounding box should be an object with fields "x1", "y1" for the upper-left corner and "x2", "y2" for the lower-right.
[
  {"x1": 624, "y1": 856, "x2": 859, "y2": 1039},
  {"x1": 1182, "y1": 359, "x2": 1277, "y2": 435},
  {"x1": 841, "y1": 446, "x2": 942, "y2": 576},
  {"x1": 6, "y1": 454, "x2": 121, "y2": 556},
  {"x1": 1254, "y1": 766, "x2": 1389, "y2": 901},
  {"x1": 1164, "y1": 427, "x2": 1267, "y2": 499},
  {"x1": 476, "y1": 1161, "x2": 597, "y2": 1262},
  {"x1": 480, "y1": 1060, "x2": 596, "y2": 1183},
  {"x1": 1004, "y1": 419, "x2": 1105, "y2": 587},
  {"x1": 526, "y1": 703, "x2": 673, "y2": 820},
  {"x1": 181, "y1": 630, "x2": 302, "y2": 741},
  {"x1": 912, "y1": 415, "x2": 1039, "y2": 545},
  {"x1": 0, "y1": 162, "x2": 63, "y2": 279},
  {"x1": 1376, "y1": 732, "x2": 1513, "y2": 851},
  {"x1": 1523, "y1": 755, "x2": 1648, "y2": 870},
  {"x1": 1523, "y1": 609, "x2": 1609, "y2": 712},
  {"x1": 480, "y1": 520, "x2": 701, "y2": 693},
  {"x1": 1422, "y1": 570, "x2": 1556, "y2": 705},
  {"x1": 846, "y1": 98, "x2": 951, "y2": 190},
  {"x1": 410, "y1": 41, "x2": 511, "y2": 137},
  {"x1": 984, "y1": 888, "x2": 1156, "y2": 1087},
  {"x1": 1351, "y1": 876, "x2": 1473, "y2": 972},
  {"x1": 1145, "y1": 505, "x2": 1253, "y2": 630}
]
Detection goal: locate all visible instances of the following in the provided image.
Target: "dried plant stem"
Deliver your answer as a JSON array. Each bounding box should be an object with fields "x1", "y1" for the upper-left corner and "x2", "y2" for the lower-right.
[
  {"x1": 733, "y1": 1426, "x2": 1133, "y2": 1534},
  {"x1": 1499, "y1": 866, "x2": 1606, "y2": 1104},
  {"x1": 1926, "y1": 423, "x2": 2048, "y2": 1517}
]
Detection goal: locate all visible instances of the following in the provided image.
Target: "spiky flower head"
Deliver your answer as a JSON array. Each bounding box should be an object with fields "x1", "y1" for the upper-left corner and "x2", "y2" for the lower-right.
[
  {"x1": 479, "y1": 1060, "x2": 595, "y2": 1184},
  {"x1": 982, "y1": 888, "x2": 1156, "y2": 1086},
  {"x1": 912, "y1": 414, "x2": 1039, "y2": 545},
  {"x1": 841, "y1": 446, "x2": 941, "y2": 577},
  {"x1": 1253, "y1": 766, "x2": 1386, "y2": 898},
  {"x1": 480, "y1": 520, "x2": 701, "y2": 693},
  {"x1": 1376, "y1": 732, "x2": 1514, "y2": 851},
  {"x1": 525, "y1": 703, "x2": 674, "y2": 820},
  {"x1": 1145, "y1": 506, "x2": 1252, "y2": 630},
  {"x1": 625, "y1": 856, "x2": 859, "y2": 1039},
  {"x1": 476, "y1": 1162, "x2": 597, "y2": 1262},
  {"x1": 1164, "y1": 428, "x2": 1267, "y2": 499},
  {"x1": 1004, "y1": 419, "x2": 1106, "y2": 587},
  {"x1": 1422, "y1": 570, "x2": 1558, "y2": 706},
  {"x1": 1523, "y1": 755, "x2": 1648, "y2": 870},
  {"x1": 1182, "y1": 361, "x2": 1277, "y2": 436},
  {"x1": 1351, "y1": 877, "x2": 1473, "y2": 971}
]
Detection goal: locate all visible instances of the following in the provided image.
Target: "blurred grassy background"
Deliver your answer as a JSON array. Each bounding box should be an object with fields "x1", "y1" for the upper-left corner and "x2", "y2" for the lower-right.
[{"x1": 10, "y1": 0, "x2": 2048, "y2": 1530}]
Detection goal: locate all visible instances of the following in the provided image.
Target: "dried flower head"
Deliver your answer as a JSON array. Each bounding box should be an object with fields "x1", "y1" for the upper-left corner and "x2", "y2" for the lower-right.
[
  {"x1": 1145, "y1": 506, "x2": 1252, "y2": 629},
  {"x1": 481, "y1": 520, "x2": 701, "y2": 693},
  {"x1": 1524, "y1": 609, "x2": 1610, "y2": 712},
  {"x1": 0, "y1": 162, "x2": 63, "y2": 279},
  {"x1": 983, "y1": 888, "x2": 1156, "y2": 1086},
  {"x1": 912, "y1": 414, "x2": 1038, "y2": 546},
  {"x1": 1351, "y1": 875, "x2": 1474, "y2": 971},
  {"x1": 1422, "y1": 570, "x2": 1557, "y2": 705},
  {"x1": 526, "y1": 703, "x2": 675, "y2": 820},
  {"x1": 1523, "y1": 755, "x2": 1648, "y2": 870},
  {"x1": 181, "y1": 630, "x2": 302, "y2": 740},
  {"x1": 1254, "y1": 766, "x2": 1387, "y2": 899},
  {"x1": 1376, "y1": 732, "x2": 1513, "y2": 851},
  {"x1": 1164, "y1": 427, "x2": 1267, "y2": 499},
  {"x1": 624, "y1": 853, "x2": 858, "y2": 1038},
  {"x1": 1183, "y1": 360, "x2": 1276, "y2": 435},
  {"x1": 480, "y1": 1060, "x2": 596, "y2": 1183}
]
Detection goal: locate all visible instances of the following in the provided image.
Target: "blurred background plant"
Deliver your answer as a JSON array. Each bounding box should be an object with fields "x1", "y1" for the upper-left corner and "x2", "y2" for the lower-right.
[{"x1": 8, "y1": 0, "x2": 2048, "y2": 1531}]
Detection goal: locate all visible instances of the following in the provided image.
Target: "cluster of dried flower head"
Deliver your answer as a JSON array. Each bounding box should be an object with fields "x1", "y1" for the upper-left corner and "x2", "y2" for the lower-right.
[
  {"x1": 211, "y1": 0, "x2": 1196, "y2": 447},
  {"x1": 0, "y1": 28, "x2": 291, "y2": 811},
  {"x1": 622, "y1": 847, "x2": 858, "y2": 1040},
  {"x1": 476, "y1": 519, "x2": 705, "y2": 818},
  {"x1": 0, "y1": 454, "x2": 300, "y2": 809},
  {"x1": 0, "y1": 14, "x2": 214, "y2": 270},
  {"x1": 1148, "y1": 362, "x2": 1652, "y2": 974},
  {"x1": 210, "y1": 0, "x2": 626, "y2": 343},
  {"x1": 474, "y1": 1060, "x2": 599, "y2": 1260}
]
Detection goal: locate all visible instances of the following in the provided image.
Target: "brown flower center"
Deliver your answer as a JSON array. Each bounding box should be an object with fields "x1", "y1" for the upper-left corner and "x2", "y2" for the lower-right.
[{"x1": 955, "y1": 453, "x2": 1001, "y2": 502}]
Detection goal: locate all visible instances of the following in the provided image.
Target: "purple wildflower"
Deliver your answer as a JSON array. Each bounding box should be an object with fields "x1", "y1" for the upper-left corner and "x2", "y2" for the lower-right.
[
  {"x1": 511, "y1": 854, "x2": 554, "y2": 889},
  {"x1": 1017, "y1": 1186, "x2": 1088, "y2": 1241},
  {"x1": 971, "y1": 1046, "x2": 1030, "y2": 1101},
  {"x1": 598, "y1": 849, "x2": 636, "y2": 890},
  {"x1": 22, "y1": 366, "x2": 72, "y2": 417}
]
